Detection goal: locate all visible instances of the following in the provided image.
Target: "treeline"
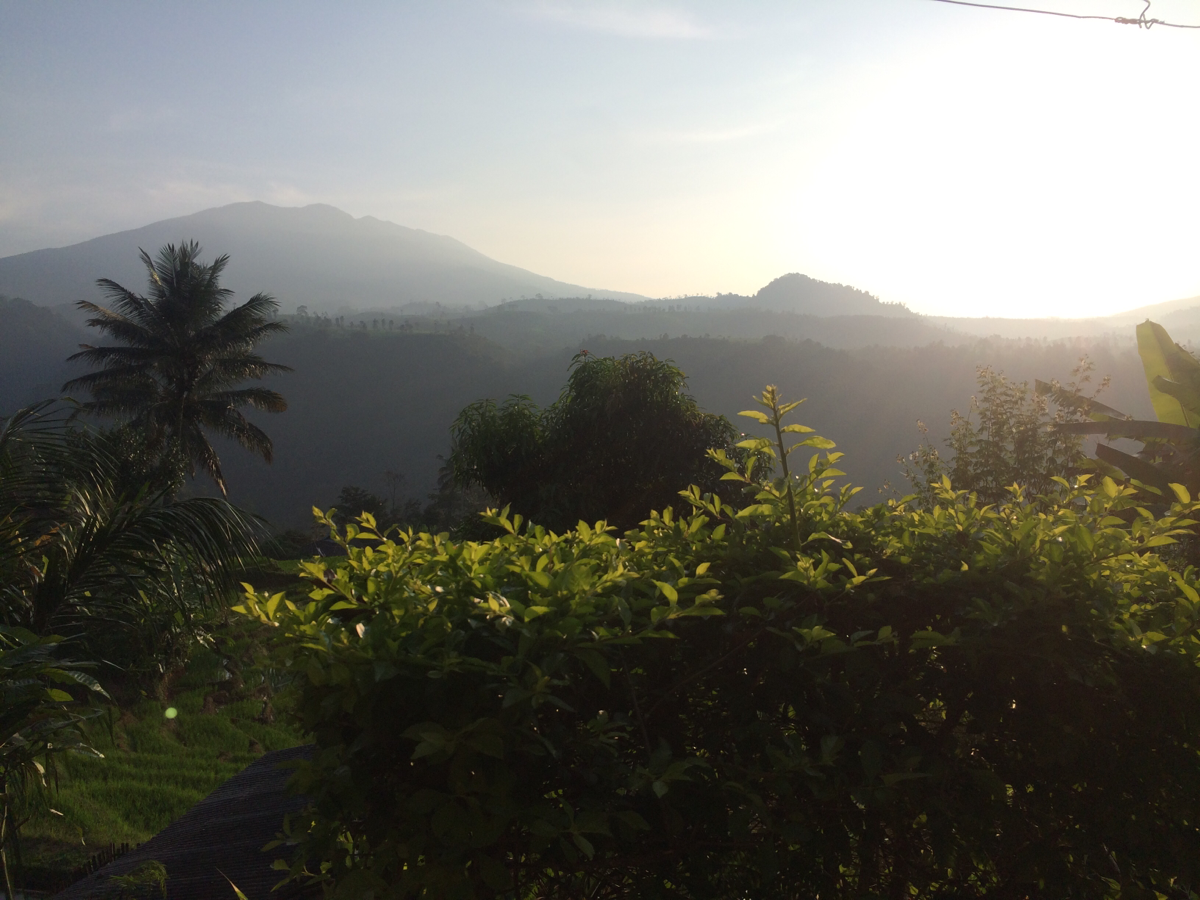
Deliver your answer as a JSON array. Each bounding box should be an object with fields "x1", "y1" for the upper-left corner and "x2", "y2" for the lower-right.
[
  {"x1": 286, "y1": 303, "x2": 957, "y2": 354},
  {"x1": 0, "y1": 295, "x2": 1153, "y2": 529},
  {"x1": 206, "y1": 328, "x2": 1150, "y2": 527}
]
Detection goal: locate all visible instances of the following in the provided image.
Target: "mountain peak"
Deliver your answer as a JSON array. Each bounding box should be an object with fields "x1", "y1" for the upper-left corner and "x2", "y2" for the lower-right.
[
  {"x1": 0, "y1": 202, "x2": 647, "y2": 311},
  {"x1": 753, "y1": 273, "x2": 912, "y2": 317}
]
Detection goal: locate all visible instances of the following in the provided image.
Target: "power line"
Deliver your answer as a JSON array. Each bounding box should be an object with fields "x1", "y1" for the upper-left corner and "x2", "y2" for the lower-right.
[{"x1": 928, "y1": 0, "x2": 1200, "y2": 29}]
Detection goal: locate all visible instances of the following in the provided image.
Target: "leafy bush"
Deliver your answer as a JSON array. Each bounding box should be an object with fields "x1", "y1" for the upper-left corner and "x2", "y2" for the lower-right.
[
  {"x1": 903, "y1": 360, "x2": 1105, "y2": 506},
  {"x1": 243, "y1": 388, "x2": 1200, "y2": 899}
]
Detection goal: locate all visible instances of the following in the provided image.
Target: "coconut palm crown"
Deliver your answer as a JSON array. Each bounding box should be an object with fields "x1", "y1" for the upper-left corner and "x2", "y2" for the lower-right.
[{"x1": 63, "y1": 241, "x2": 291, "y2": 496}]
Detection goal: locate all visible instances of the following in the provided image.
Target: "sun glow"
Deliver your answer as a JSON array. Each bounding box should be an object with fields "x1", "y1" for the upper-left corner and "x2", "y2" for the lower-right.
[{"x1": 784, "y1": 11, "x2": 1200, "y2": 317}]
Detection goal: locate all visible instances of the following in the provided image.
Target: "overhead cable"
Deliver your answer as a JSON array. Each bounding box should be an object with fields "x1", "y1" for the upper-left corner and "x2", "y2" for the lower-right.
[{"x1": 928, "y1": 0, "x2": 1200, "y2": 29}]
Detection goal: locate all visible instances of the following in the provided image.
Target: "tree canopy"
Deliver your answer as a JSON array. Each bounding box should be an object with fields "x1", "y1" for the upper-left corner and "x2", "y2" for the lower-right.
[{"x1": 449, "y1": 352, "x2": 740, "y2": 531}]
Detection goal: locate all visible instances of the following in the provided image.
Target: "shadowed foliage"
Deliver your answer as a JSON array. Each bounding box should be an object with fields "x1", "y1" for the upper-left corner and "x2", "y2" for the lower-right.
[
  {"x1": 449, "y1": 352, "x2": 741, "y2": 531},
  {"x1": 63, "y1": 241, "x2": 290, "y2": 496},
  {"x1": 0, "y1": 402, "x2": 264, "y2": 671},
  {"x1": 0, "y1": 626, "x2": 107, "y2": 900}
]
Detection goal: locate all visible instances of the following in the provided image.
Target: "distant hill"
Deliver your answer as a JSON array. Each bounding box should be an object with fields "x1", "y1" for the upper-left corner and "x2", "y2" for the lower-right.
[
  {"x1": 0, "y1": 296, "x2": 86, "y2": 411},
  {"x1": 922, "y1": 295, "x2": 1200, "y2": 345},
  {"x1": 722, "y1": 273, "x2": 913, "y2": 317},
  {"x1": 486, "y1": 274, "x2": 914, "y2": 318},
  {"x1": 0, "y1": 202, "x2": 928, "y2": 326},
  {"x1": 0, "y1": 202, "x2": 649, "y2": 313},
  {"x1": 1107, "y1": 294, "x2": 1200, "y2": 325}
]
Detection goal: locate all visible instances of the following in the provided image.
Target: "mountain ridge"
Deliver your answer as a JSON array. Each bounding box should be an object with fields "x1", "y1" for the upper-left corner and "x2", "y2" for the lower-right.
[
  {"x1": 0, "y1": 201, "x2": 650, "y2": 312},
  {"x1": 2, "y1": 201, "x2": 1197, "y2": 331},
  {"x1": 0, "y1": 202, "x2": 915, "y2": 321}
]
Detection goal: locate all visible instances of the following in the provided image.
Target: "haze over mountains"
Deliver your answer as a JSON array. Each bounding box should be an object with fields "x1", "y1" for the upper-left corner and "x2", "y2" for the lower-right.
[
  {"x1": 0, "y1": 201, "x2": 1192, "y2": 525},
  {"x1": 3, "y1": 202, "x2": 1196, "y2": 343},
  {"x1": 0, "y1": 202, "x2": 916, "y2": 321}
]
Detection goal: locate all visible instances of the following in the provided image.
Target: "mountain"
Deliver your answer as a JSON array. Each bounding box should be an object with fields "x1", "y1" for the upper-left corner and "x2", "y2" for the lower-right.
[
  {"x1": 0, "y1": 297, "x2": 87, "y2": 410},
  {"x1": 0, "y1": 202, "x2": 648, "y2": 313},
  {"x1": 923, "y1": 295, "x2": 1200, "y2": 344},
  {"x1": 719, "y1": 273, "x2": 913, "y2": 317},
  {"x1": 1106, "y1": 294, "x2": 1200, "y2": 326}
]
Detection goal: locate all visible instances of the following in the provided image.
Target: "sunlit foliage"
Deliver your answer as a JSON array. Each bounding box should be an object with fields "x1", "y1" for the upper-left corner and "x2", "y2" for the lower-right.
[{"x1": 244, "y1": 388, "x2": 1200, "y2": 899}]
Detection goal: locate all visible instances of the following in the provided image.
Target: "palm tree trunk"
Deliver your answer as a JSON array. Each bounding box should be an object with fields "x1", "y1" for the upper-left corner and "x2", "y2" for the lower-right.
[{"x1": 1, "y1": 788, "x2": 16, "y2": 900}]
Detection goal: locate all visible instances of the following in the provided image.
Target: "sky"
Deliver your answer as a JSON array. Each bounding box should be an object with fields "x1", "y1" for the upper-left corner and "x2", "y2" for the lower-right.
[{"x1": 2, "y1": 0, "x2": 1199, "y2": 318}]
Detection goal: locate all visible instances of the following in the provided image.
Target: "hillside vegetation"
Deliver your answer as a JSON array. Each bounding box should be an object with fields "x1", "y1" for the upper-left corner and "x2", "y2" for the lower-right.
[
  {"x1": 194, "y1": 328, "x2": 1153, "y2": 526},
  {"x1": 0, "y1": 298, "x2": 1154, "y2": 527}
]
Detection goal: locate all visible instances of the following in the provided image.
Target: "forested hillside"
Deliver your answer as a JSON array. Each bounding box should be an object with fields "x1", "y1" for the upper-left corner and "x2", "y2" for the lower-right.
[
  {"x1": 0, "y1": 296, "x2": 86, "y2": 408},
  {"x1": 0, "y1": 298, "x2": 1152, "y2": 527},
  {"x1": 208, "y1": 328, "x2": 1150, "y2": 525},
  {"x1": 463, "y1": 305, "x2": 953, "y2": 352}
]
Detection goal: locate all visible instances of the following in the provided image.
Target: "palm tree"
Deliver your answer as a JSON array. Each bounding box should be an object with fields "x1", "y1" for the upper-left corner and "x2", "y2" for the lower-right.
[
  {"x1": 0, "y1": 402, "x2": 265, "y2": 666},
  {"x1": 63, "y1": 241, "x2": 291, "y2": 496}
]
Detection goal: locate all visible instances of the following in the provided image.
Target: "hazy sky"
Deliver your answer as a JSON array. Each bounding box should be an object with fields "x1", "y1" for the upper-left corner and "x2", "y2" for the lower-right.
[{"x1": 3, "y1": 1, "x2": 1199, "y2": 317}]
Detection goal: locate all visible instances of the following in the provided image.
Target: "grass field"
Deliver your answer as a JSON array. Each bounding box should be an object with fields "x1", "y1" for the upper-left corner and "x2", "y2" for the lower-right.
[{"x1": 18, "y1": 630, "x2": 305, "y2": 890}]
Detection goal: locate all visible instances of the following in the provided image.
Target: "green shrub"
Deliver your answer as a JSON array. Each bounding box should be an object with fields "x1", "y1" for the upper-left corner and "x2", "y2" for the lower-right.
[
  {"x1": 902, "y1": 361, "x2": 1103, "y2": 507},
  {"x1": 242, "y1": 388, "x2": 1200, "y2": 899}
]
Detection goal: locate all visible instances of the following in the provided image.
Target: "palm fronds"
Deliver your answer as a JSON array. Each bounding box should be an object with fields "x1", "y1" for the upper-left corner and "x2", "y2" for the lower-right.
[
  {"x1": 0, "y1": 403, "x2": 265, "y2": 669},
  {"x1": 63, "y1": 241, "x2": 291, "y2": 496},
  {"x1": 0, "y1": 625, "x2": 107, "y2": 898}
]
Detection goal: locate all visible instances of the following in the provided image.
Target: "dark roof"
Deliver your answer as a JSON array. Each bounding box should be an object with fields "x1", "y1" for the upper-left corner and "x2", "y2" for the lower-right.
[{"x1": 52, "y1": 744, "x2": 317, "y2": 900}]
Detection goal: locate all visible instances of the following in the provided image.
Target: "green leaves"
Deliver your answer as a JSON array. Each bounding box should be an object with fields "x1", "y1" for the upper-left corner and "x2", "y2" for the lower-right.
[
  {"x1": 1, "y1": 403, "x2": 264, "y2": 669},
  {"x1": 1137, "y1": 319, "x2": 1200, "y2": 427},
  {"x1": 0, "y1": 627, "x2": 107, "y2": 897},
  {"x1": 247, "y1": 388, "x2": 1200, "y2": 899},
  {"x1": 738, "y1": 409, "x2": 771, "y2": 424}
]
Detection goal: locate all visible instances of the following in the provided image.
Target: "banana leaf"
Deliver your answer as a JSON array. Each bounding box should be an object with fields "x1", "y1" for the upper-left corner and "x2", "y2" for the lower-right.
[
  {"x1": 1094, "y1": 443, "x2": 1173, "y2": 492},
  {"x1": 1151, "y1": 375, "x2": 1200, "y2": 418},
  {"x1": 1136, "y1": 320, "x2": 1200, "y2": 427},
  {"x1": 1034, "y1": 380, "x2": 1130, "y2": 421},
  {"x1": 1054, "y1": 419, "x2": 1200, "y2": 442}
]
